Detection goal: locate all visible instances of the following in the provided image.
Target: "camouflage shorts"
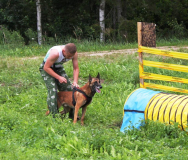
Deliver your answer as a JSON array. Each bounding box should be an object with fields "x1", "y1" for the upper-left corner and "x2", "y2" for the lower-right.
[{"x1": 39, "y1": 63, "x2": 72, "y2": 115}]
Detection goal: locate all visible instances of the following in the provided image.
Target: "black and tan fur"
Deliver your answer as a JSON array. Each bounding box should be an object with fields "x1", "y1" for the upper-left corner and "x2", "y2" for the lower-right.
[{"x1": 46, "y1": 73, "x2": 102, "y2": 125}]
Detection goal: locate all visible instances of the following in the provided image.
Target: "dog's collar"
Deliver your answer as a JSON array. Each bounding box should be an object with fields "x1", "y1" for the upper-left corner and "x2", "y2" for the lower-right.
[{"x1": 72, "y1": 87, "x2": 92, "y2": 107}]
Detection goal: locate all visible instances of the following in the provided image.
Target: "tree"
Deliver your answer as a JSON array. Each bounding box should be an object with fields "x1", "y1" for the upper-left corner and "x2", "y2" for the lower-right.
[
  {"x1": 99, "y1": 0, "x2": 105, "y2": 42},
  {"x1": 36, "y1": 0, "x2": 42, "y2": 45},
  {"x1": 1, "y1": 0, "x2": 188, "y2": 43},
  {"x1": 116, "y1": 0, "x2": 122, "y2": 24}
]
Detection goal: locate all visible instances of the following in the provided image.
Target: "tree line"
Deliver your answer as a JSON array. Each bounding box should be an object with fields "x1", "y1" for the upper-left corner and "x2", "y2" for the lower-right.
[{"x1": 0, "y1": 0, "x2": 188, "y2": 45}]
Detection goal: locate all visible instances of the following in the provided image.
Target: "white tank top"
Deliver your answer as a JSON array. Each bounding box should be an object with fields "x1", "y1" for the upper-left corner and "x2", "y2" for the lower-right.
[{"x1": 43, "y1": 45, "x2": 72, "y2": 67}]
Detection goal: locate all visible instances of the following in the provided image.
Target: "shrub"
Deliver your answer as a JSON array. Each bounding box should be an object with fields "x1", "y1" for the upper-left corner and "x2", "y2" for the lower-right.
[
  {"x1": 0, "y1": 26, "x2": 24, "y2": 45},
  {"x1": 24, "y1": 28, "x2": 38, "y2": 44}
]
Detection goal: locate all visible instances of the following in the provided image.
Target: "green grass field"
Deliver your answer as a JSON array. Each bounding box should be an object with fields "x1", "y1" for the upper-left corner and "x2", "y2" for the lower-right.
[{"x1": 1, "y1": 41, "x2": 188, "y2": 159}]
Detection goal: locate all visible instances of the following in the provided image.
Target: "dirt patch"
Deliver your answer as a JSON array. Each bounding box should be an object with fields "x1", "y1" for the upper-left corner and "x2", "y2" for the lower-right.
[
  {"x1": 0, "y1": 83, "x2": 5, "y2": 86},
  {"x1": 80, "y1": 46, "x2": 188, "y2": 57},
  {"x1": 80, "y1": 48, "x2": 137, "y2": 57},
  {"x1": 19, "y1": 45, "x2": 188, "y2": 60}
]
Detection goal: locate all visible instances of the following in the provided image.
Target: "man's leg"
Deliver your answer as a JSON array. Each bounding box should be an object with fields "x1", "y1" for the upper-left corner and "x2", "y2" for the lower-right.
[
  {"x1": 40, "y1": 68, "x2": 59, "y2": 116},
  {"x1": 56, "y1": 67, "x2": 74, "y2": 119}
]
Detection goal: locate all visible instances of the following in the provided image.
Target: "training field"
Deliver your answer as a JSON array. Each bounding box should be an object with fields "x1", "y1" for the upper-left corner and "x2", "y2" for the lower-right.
[{"x1": 1, "y1": 45, "x2": 188, "y2": 159}]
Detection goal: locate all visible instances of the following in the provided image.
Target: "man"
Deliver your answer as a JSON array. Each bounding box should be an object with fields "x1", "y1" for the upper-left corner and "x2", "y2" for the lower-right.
[{"x1": 39, "y1": 43, "x2": 79, "y2": 118}]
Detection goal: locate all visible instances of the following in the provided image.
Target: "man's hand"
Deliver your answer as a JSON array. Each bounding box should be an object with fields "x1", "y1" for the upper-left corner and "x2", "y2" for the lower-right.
[
  {"x1": 58, "y1": 76, "x2": 67, "y2": 83},
  {"x1": 72, "y1": 81, "x2": 79, "y2": 88}
]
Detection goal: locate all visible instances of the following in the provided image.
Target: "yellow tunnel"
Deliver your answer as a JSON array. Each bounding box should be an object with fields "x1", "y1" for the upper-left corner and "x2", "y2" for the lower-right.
[
  {"x1": 120, "y1": 88, "x2": 188, "y2": 132},
  {"x1": 145, "y1": 92, "x2": 188, "y2": 130}
]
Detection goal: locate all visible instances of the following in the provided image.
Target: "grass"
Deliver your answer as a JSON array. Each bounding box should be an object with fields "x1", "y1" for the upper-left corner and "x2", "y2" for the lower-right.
[
  {"x1": 1, "y1": 41, "x2": 188, "y2": 159},
  {"x1": 1, "y1": 37, "x2": 188, "y2": 57}
]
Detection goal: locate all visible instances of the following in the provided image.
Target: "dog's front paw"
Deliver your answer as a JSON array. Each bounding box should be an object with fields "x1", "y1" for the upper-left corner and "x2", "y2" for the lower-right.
[
  {"x1": 45, "y1": 110, "x2": 50, "y2": 115},
  {"x1": 73, "y1": 120, "x2": 77, "y2": 124}
]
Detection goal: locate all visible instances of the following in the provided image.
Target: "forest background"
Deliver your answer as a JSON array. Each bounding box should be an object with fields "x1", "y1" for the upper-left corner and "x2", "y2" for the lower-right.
[{"x1": 0, "y1": 0, "x2": 188, "y2": 45}]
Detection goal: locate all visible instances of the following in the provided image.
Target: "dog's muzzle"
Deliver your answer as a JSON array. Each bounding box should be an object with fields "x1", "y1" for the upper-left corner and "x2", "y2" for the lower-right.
[{"x1": 95, "y1": 85, "x2": 102, "y2": 93}]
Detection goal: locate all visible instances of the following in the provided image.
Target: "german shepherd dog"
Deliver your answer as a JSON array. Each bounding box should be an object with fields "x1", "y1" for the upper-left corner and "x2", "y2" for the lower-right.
[{"x1": 46, "y1": 73, "x2": 102, "y2": 125}]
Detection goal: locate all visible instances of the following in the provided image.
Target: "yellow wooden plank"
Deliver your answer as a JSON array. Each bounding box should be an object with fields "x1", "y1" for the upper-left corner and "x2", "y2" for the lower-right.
[
  {"x1": 143, "y1": 60, "x2": 188, "y2": 73},
  {"x1": 140, "y1": 72, "x2": 188, "y2": 84},
  {"x1": 144, "y1": 82, "x2": 188, "y2": 94},
  {"x1": 138, "y1": 46, "x2": 188, "y2": 60}
]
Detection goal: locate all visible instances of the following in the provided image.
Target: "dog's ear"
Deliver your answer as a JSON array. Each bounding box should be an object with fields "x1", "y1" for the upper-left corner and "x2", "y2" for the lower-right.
[
  {"x1": 89, "y1": 74, "x2": 92, "y2": 83},
  {"x1": 96, "y1": 72, "x2": 100, "y2": 83},
  {"x1": 96, "y1": 72, "x2": 100, "y2": 79}
]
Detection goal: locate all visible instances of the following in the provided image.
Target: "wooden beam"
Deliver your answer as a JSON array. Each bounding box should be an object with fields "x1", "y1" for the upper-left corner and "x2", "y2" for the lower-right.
[
  {"x1": 137, "y1": 22, "x2": 145, "y2": 88},
  {"x1": 137, "y1": 22, "x2": 142, "y2": 47}
]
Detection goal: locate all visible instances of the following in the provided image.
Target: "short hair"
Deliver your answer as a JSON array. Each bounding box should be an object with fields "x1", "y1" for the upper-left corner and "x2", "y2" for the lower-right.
[{"x1": 65, "y1": 43, "x2": 77, "y2": 54}]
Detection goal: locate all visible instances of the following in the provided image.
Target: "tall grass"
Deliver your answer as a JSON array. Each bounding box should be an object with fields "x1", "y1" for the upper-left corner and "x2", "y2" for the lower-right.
[
  {"x1": 157, "y1": 37, "x2": 188, "y2": 47},
  {"x1": 1, "y1": 38, "x2": 188, "y2": 57},
  {"x1": 1, "y1": 42, "x2": 188, "y2": 159}
]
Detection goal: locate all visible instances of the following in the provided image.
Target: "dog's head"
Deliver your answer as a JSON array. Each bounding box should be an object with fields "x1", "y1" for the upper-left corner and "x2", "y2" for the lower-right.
[{"x1": 89, "y1": 73, "x2": 102, "y2": 93}]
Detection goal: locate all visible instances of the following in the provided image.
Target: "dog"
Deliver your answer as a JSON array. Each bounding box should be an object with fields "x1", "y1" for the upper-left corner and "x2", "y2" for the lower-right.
[{"x1": 46, "y1": 73, "x2": 102, "y2": 125}]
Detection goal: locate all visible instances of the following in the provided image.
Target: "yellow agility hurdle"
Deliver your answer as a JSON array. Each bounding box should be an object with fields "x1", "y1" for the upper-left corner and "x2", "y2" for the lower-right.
[{"x1": 138, "y1": 46, "x2": 188, "y2": 93}]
